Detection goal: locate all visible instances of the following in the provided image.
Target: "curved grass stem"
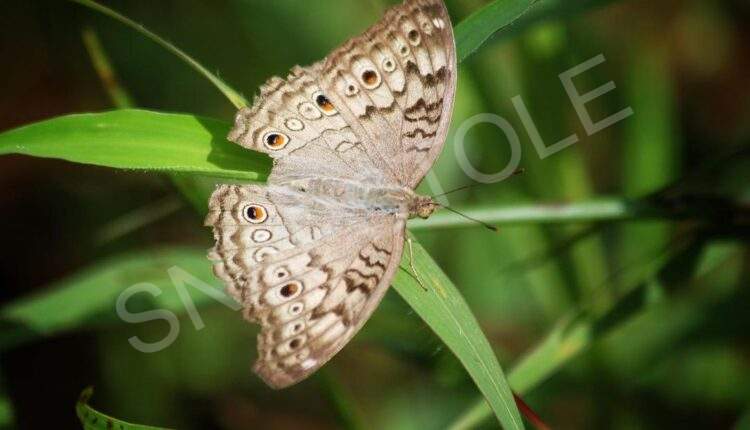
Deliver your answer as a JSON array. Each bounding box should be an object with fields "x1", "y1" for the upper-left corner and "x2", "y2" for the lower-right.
[{"x1": 70, "y1": 0, "x2": 248, "y2": 109}]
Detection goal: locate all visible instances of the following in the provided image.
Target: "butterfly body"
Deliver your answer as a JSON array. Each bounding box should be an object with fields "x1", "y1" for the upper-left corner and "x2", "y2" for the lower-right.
[
  {"x1": 207, "y1": 0, "x2": 456, "y2": 388},
  {"x1": 273, "y1": 178, "x2": 438, "y2": 221}
]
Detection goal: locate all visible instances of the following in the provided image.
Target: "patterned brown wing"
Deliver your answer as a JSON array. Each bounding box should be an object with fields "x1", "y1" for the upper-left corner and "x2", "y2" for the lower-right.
[
  {"x1": 227, "y1": 63, "x2": 398, "y2": 186},
  {"x1": 206, "y1": 185, "x2": 406, "y2": 388},
  {"x1": 210, "y1": 0, "x2": 457, "y2": 389},
  {"x1": 253, "y1": 221, "x2": 405, "y2": 388},
  {"x1": 319, "y1": 0, "x2": 457, "y2": 188}
]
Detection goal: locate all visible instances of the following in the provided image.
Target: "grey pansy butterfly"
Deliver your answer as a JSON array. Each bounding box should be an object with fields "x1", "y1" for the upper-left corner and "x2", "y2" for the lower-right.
[{"x1": 205, "y1": 0, "x2": 457, "y2": 388}]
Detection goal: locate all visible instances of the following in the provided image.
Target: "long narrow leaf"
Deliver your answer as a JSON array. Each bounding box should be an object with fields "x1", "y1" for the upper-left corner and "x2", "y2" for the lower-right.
[
  {"x1": 0, "y1": 248, "x2": 219, "y2": 350},
  {"x1": 455, "y1": 0, "x2": 539, "y2": 62},
  {"x1": 0, "y1": 110, "x2": 270, "y2": 181},
  {"x1": 77, "y1": 387, "x2": 170, "y2": 430},
  {"x1": 394, "y1": 235, "x2": 524, "y2": 430}
]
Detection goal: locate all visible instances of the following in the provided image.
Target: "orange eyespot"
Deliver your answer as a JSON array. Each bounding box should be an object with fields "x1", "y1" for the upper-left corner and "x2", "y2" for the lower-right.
[
  {"x1": 243, "y1": 204, "x2": 268, "y2": 223},
  {"x1": 280, "y1": 281, "x2": 301, "y2": 298},
  {"x1": 263, "y1": 132, "x2": 289, "y2": 149},
  {"x1": 315, "y1": 94, "x2": 335, "y2": 113},
  {"x1": 362, "y1": 70, "x2": 378, "y2": 86}
]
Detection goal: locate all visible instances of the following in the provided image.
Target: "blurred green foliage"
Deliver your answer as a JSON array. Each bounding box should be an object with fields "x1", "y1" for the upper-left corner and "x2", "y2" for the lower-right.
[{"x1": 1, "y1": 0, "x2": 749, "y2": 429}]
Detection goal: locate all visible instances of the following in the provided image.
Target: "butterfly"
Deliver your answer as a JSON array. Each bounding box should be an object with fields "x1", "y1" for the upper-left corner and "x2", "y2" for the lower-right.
[{"x1": 205, "y1": 0, "x2": 457, "y2": 388}]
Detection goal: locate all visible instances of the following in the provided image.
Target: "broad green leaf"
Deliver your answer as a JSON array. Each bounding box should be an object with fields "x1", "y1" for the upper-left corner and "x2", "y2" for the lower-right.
[
  {"x1": 76, "y1": 387, "x2": 170, "y2": 430},
  {"x1": 0, "y1": 110, "x2": 270, "y2": 181}
]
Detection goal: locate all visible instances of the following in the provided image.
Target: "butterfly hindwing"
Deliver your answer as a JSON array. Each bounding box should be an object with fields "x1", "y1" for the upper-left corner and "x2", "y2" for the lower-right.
[
  {"x1": 253, "y1": 220, "x2": 405, "y2": 388},
  {"x1": 206, "y1": 184, "x2": 406, "y2": 388}
]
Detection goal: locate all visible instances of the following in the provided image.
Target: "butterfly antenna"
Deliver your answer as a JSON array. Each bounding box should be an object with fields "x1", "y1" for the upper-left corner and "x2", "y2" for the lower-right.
[
  {"x1": 431, "y1": 168, "x2": 526, "y2": 198},
  {"x1": 439, "y1": 205, "x2": 499, "y2": 232},
  {"x1": 432, "y1": 184, "x2": 476, "y2": 198}
]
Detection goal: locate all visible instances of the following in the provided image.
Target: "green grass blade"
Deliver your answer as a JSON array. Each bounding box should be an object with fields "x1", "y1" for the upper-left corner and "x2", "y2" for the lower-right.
[
  {"x1": 447, "y1": 239, "x2": 745, "y2": 429},
  {"x1": 617, "y1": 42, "x2": 679, "y2": 278},
  {"x1": 69, "y1": 0, "x2": 247, "y2": 109},
  {"x1": 1, "y1": 240, "x2": 523, "y2": 429},
  {"x1": 0, "y1": 248, "x2": 219, "y2": 350},
  {"x1": 487, "y1": 0, "x2": 620, "y2": 42},
  {"x1": 0, "y1": 110, "x2": 270, "y2": 181},
  {"x1": 77, "y1": 387, "x2": 170, "y2": 430},
  {"x1": 82, "y1": 26, "x2": 135, "y2": 109},
  {"x1": 393, "y1": 235, "x2": 524, "y2": 430},
  {"x1": 455, "y1": 0, "x2": 539, "y2": 62}
]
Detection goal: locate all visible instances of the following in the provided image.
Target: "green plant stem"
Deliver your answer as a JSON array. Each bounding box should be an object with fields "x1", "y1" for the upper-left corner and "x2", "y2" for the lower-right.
[
  {"x1": 408, "y1": 198, "x2": 666, "y2": 230},
  {"x1": 70, "y1": 0, "x2": 248, "y2": 109},
  {"x1": 82, "y1": 26, "x2": 135, "y2": 108}
]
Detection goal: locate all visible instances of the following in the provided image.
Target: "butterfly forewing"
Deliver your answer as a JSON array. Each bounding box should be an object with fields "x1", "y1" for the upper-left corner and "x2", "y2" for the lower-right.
[
  {"x1": 321, "y1": 0, "x2": 457, "y2": 188},
  {"x1": 208, "y1": 0, "x2": 456, "y2": 388}
]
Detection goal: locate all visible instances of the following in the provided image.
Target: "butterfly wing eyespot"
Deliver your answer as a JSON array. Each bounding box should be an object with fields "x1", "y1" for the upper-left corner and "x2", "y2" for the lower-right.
[
  {"x1": 360, "y1": 69, "x2": 381, "y2": 89},
  {"x1": 288, "y1": 337, "x2": 304, "y2": 349},
  {"x1": 313, "y1": 92, "x2": 338, "y2": 115},
  {"x1": 407, "y1": 29, "x2": 421, "y2": 45},
  {"x1": 381, "y1": 57, "x2": 396, "y2": 72},
  {"x1": 263, "y1": 132, "x2": 290, "y2": 150},
  {"x1": 243, "y1": 204, "x2": 268, "y2": 223},
  {"x1": 279, "y1": 281, "x2": 303, "y2": 299},
  {"x1": 289, "y1": 302, "x2": 304, "y2": 316},
  {"x1": 345, "y1": 83, "x2": 359, "y2": 96}
]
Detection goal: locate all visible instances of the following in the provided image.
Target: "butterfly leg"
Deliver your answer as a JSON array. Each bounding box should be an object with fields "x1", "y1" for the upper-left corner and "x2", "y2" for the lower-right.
[{"x1": 406, "y1": 237, "x2": 428, "y2": 292}]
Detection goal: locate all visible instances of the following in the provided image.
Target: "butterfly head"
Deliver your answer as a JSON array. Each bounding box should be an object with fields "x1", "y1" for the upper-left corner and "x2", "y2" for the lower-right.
[{"x1": 409, "y1": 195, "x2": 439, "y2": 220}]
